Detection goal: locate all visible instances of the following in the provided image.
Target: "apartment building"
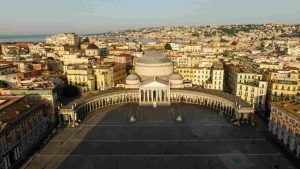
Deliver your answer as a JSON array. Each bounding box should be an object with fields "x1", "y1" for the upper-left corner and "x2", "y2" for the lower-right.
[
  {"x1": 225, "y1": 64, "x2": 268, "y2": 109},
  {"x1": 177, "y1": 62, "x2": 224, "y2": 91},
  {"x1": 45, "y1": 33, "x2": 79, "y2": 47},
  {"x1": 269, "y1": 99, "x2": 300, "y2": 157}
]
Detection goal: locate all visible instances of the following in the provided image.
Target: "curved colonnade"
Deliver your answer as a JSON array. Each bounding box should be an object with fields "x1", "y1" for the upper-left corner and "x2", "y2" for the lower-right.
[{"x1": 59, "y1": 89, "x2": 254, "y2": 127}]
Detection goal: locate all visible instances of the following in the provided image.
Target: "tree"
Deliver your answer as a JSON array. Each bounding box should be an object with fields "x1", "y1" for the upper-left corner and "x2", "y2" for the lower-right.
[
  {"x1": 62, "y1": 85, "x2": 80, "y2": 97},
  {"x1": 100, "y1": 48, "x2": 108, "y2": 56},
  {"x1": 192, "y1": 33, "x2": 200, "y2": 37},
  {"x1": 0, "y1": 81, "x2": 8, "y2": 88},
  {"x1": 164, "y1": 43, "x2": 172, "y2": 50}
]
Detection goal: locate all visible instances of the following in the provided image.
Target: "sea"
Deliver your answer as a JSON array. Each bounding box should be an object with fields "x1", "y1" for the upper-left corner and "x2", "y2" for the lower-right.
[
  {"x1": 0, "y1": 34, "x2": 158, "y2": 44},
  {"x1": 0, "y1": 34, "x2": 48, "y2": 43}
]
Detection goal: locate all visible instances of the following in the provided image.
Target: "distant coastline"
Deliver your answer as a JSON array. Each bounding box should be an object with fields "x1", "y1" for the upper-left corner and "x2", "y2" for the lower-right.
[{"x1": 0, "y1": 34, "x2": 49, "y2": 43}]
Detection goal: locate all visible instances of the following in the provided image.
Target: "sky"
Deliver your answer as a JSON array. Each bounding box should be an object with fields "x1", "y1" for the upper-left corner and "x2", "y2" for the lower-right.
[{"x1": 0, "y1": 0, "x2": 300, "y2": 35}]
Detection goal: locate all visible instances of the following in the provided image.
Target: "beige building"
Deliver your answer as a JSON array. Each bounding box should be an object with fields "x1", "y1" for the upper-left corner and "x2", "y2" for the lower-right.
[
  {"x1": 236, "y1": 81, "x2": 268, "y2": 109},
  {"x1": 85, "y1": 43, "x2": 99, "y2": 57},
  {"x1": 66, "y1": 63, "x2": 127, "y2": 92},
  {"x1": 267, "y1": 69, "x2": 299, "y2": 102},
  {"x1": 66, "y1": 65, "x2": 96, "y2": 91},
  {"x1": 269, "y1": 99, "x2": 300, "y2": 157},
  {"x1": 225, "y1": 64, "x2": 268, "y2": 109},
  {"x1": 176, "y1": 62, "x2": 224, "y2": 91},
  {"x1": 60, "y1": 53, "x2": 89, "y2": 66},
  {"x1": 269, "y1": 80, "x2": 298, "y2": 101},
  {"x1": 46, "y1": 33, "x2": 79, "y2": 47}
]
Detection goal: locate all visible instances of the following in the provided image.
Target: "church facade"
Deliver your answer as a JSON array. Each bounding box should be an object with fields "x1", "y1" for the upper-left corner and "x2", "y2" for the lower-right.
[{"x1": 125, "y1": 50, "x2": 184, "y2": 106}]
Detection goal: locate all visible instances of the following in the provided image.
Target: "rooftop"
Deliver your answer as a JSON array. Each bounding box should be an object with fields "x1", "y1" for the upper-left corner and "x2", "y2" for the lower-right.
[
  {"x1": 86, "y1": 43, "x2": 98, "y2": 50},
  {"x1": 273, "y1": 100, "x2": 300, "y2": 121},
  {"x1": 136, "y1": 50, "x2": 172, "y2": 65},
  {"x1": 0, "y1": 96, "x2": 42, "y2": 126}
]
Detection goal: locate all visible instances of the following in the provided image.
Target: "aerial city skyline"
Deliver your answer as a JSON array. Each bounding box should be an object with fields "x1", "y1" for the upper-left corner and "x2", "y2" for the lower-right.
[
  {"x1": 0, "y1": 0, "x2": 300, "y2": 35},
  {"x1": 0, "y1": 1, "x2": 300, "y2": 169}
]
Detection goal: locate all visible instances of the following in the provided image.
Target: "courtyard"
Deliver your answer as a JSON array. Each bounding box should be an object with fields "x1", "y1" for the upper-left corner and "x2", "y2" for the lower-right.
[{"x1": 23, "y1": 104, "x2": 296, "y2": 169}]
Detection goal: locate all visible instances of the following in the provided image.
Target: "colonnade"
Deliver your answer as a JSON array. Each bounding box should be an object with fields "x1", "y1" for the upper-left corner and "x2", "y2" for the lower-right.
[
  {"x1": 59, "y1": 89, "x2": 255, "y2": 127},
  {"x1": 60, "y1": 91, "x2": 139, "y2": 126},
  {"x1": 139, "y1": 89, "x2": 170, "y2": 105},
  {"x1": 170, "y1": 91, "x2": 255, "y2": 123},
  {"x1": 269, "y1": 118, "x2": 300, "y2": 157}
]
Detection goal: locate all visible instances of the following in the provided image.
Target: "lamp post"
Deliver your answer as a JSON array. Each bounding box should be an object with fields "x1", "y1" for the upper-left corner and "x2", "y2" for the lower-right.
[{"x1": 273, "y1": 154, "x2": 281, "y2": 169}]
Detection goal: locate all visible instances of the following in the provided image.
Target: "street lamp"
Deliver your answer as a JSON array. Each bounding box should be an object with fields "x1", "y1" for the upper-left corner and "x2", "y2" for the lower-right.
[{"x1": 273, "y1": 154, "x2": 281, "y2": 169}]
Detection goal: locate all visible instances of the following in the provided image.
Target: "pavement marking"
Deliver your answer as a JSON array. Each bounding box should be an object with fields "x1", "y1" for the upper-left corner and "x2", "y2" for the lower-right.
[
  {"x1": 78, "y1": 123, "x2": 232, "y2": 127},
  {"x1": 49, "y1": 138, "x2": 266, "y2": 142},
  {"x1": 38, "y1": 153, "x2": 281, "y2": 157}
]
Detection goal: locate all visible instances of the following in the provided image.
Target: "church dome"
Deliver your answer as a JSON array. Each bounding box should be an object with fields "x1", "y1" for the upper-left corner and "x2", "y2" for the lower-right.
[
  {"x1": 136, "y1": 51, "x2": 172, "y2": 65},
  {"x1": 169, "y1": 73, "x2": 183, "y2": 85},
  {"x1": 135, "y1": 50, "x2": 173, "y2": 78},
  {"x1": 126, "y1": 74, "x2": 140, "y2": 85},
  {"x1": 170, "y1": 73, "x2": 183, "y2": 80}
]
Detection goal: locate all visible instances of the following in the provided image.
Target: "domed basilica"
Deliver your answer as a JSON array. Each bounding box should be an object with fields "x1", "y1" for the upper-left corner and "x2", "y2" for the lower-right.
[{"x1": 125, "y1": 50, "x2": 184, "y2": 105}]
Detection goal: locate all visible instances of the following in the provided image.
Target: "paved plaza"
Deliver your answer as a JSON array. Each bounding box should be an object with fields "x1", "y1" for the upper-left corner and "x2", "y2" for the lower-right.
[{"x1": 23, "y1": 104, "x2": 296, "y2": 169}]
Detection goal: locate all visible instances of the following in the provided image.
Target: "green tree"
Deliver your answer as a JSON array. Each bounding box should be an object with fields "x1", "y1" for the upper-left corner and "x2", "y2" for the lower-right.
[
  {"x1": 164, "y1": 43, "x2": 172, "y2": 50},
  {"x1": 0, "y1": 81, "x2": 8, "y2": 88},
  {"x1": 192, "y1": 33, "x2": 200, "y2": 37},
  {"x1": 62, "y1": 85, "x2": 80, "y2": 97}
]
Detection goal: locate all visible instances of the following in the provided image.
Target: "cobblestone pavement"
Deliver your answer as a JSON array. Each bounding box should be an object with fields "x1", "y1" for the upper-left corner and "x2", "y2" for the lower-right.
[{"x1": 23, "y1": 104, "x2": 296, "y2": 169}]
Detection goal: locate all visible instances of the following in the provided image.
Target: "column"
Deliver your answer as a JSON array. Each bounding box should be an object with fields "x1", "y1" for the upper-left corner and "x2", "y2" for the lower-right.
[
  {"x1": 139, "y1": 90, "x2": 142, "y2": 103},
  {"x1": 14, "y1": 148, "x2": 17, "y2": 160},
  {"x1": 4, "y1": 156, "x2": 8, "y2": 169},
  {"x1": 72, "y1": 114, "x2": 75, "y2": 127},
  {"x1": 155, "y1": 90, "x2": 158, "y2": 102},
  {"x1": 166, "y1": 90, "x2": 169, "y2": 102},
  {"x1": 7, "y1": 156, "x2": 11, "y2": 168},
  {"x1": 145, "y1": 90, "x2": 148, "y2": 102},
  {"x1": 17, "y1": 146, "x2": 21, "y2": 159},
  {"x1": 289, "y1": 137, "x2": 295, "y2": 151},
  {"x1": 164, "y1": 90, "x2": 167, "y2": 102}
]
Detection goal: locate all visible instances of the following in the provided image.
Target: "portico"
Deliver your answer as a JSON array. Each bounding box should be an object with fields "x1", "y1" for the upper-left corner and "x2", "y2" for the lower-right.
[{"x1": 139, "y1": 77, "x2": 170, "y2": 105}]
